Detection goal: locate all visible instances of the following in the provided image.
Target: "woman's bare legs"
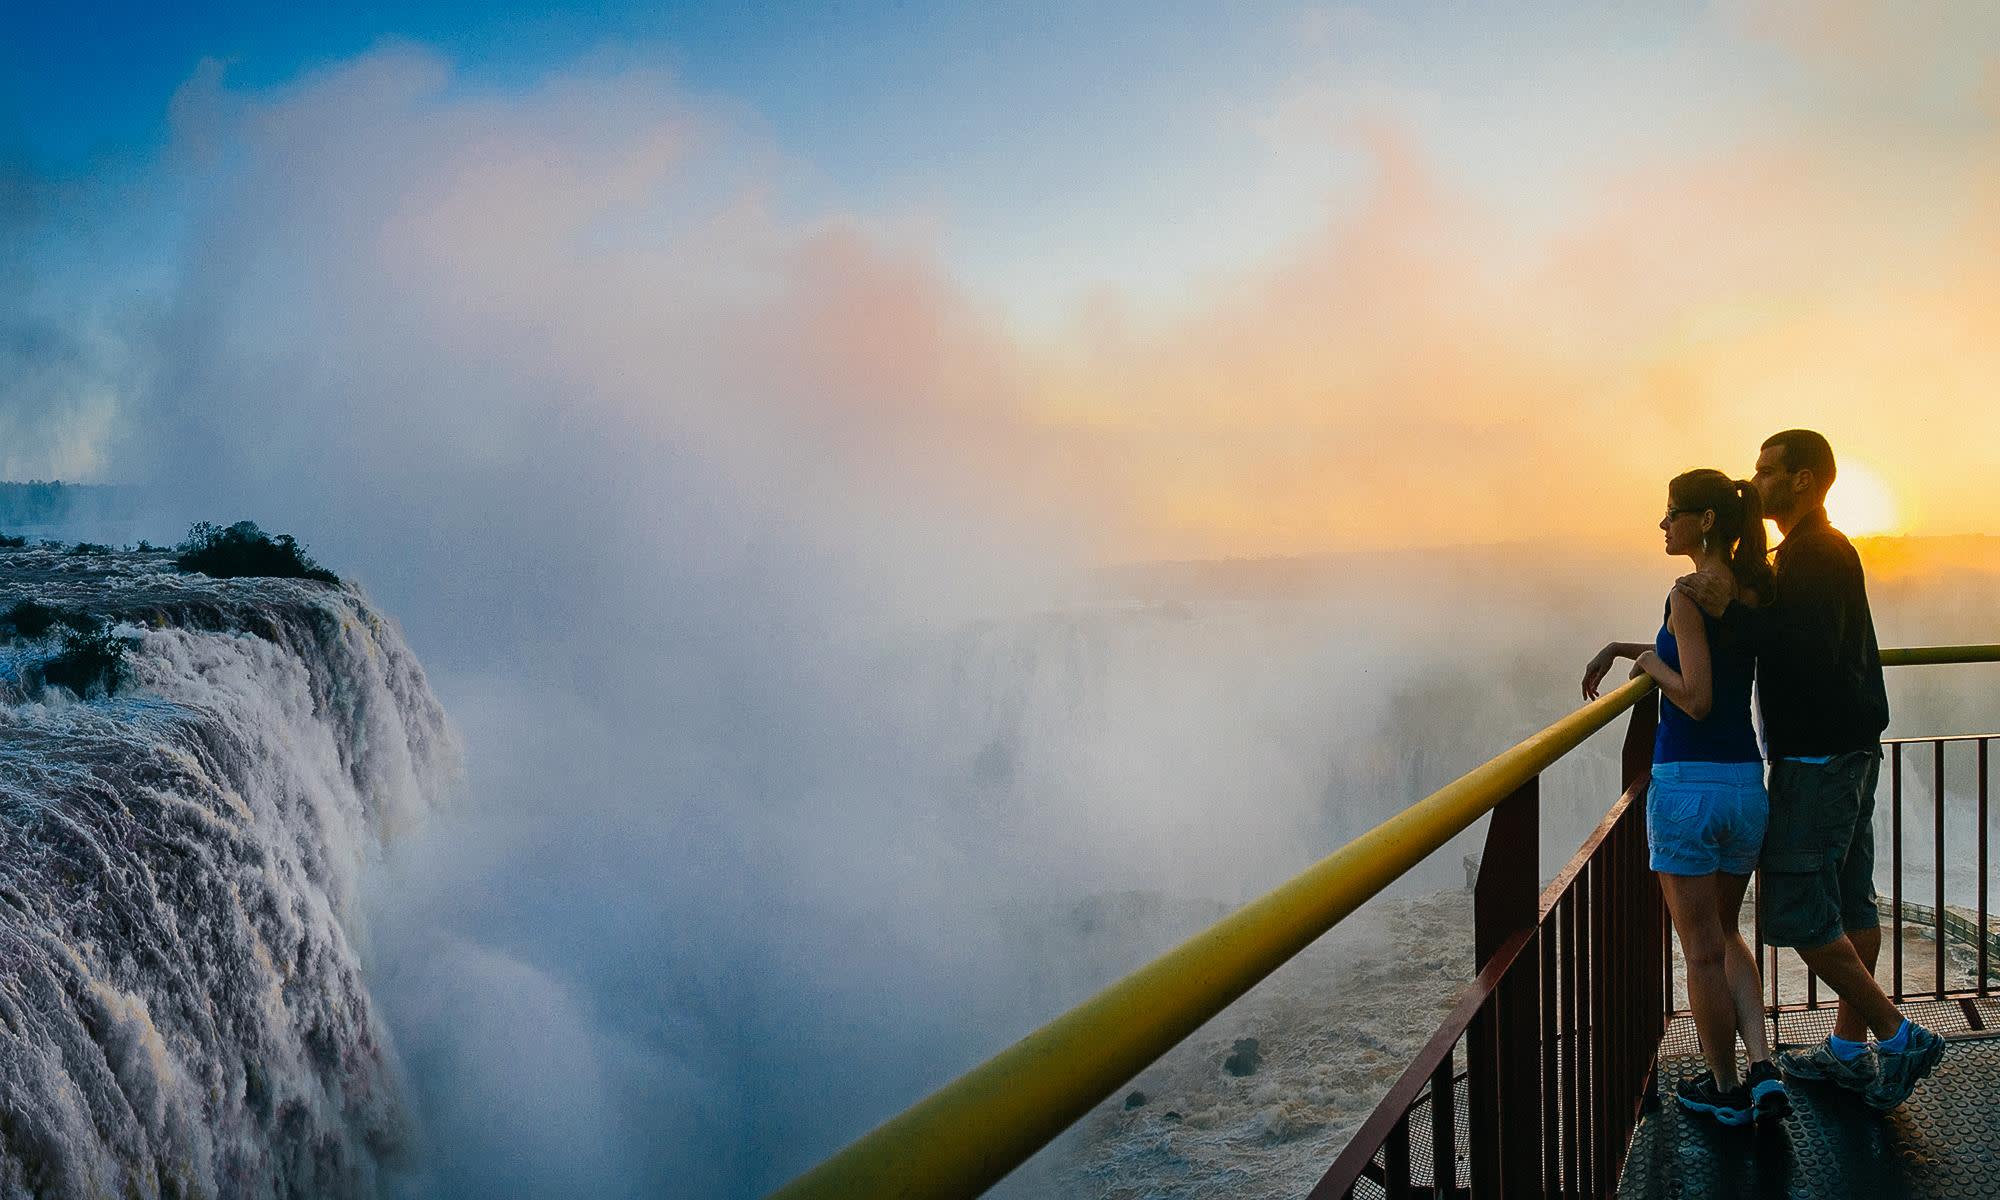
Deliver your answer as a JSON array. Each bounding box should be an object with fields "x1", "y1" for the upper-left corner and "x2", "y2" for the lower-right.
[
  {"x1": 1714, "y1": 871, "x2": 1771, "y2": 1063},
  {"x1": 1659, "y1": 871, "x2": 1742, "y2": 1087}
]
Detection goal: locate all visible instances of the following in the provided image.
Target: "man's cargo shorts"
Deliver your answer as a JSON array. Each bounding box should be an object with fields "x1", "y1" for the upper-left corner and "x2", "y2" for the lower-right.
[{"x1": 1758, "y1": 751, "x2": 1882, "y2": 949}]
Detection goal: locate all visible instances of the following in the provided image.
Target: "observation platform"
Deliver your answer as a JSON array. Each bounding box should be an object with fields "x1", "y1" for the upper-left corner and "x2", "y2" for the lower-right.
[{"x1": 1623, "y1": 1003, "x2": 2000, "y2": 1198}]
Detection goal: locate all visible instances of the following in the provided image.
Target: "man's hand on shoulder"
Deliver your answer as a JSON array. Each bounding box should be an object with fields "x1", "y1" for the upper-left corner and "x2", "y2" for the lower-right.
[{"x1": 1674, "y1": 570, "x2": 1732, "y2": 618}]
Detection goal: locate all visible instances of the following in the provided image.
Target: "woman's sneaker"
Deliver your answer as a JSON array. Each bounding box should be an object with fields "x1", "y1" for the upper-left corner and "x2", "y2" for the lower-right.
[
  {"x1": 1777, "y1": 1038, "x2": 1877, "y2": 1091},
  {"x1": 1865, "y1": 1022, "x2": 1946, "y2": 1111},
  {"x1": 1745, "y1": 1059, "x2": 1791, "y2": 1121},
  {"x1": 1675, "y1": 1072, "x2": 1752, "y2": 1126}
]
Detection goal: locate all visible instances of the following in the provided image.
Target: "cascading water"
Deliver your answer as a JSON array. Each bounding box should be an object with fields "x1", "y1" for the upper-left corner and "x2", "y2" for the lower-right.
[{"x1": 0, "y1": 545, "x2": 459, "y2": 1200}]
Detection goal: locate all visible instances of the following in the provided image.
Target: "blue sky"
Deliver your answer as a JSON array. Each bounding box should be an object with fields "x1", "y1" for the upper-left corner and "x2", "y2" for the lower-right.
[{"x1": 6, "y1": 2, "x2": 1765, "y2": 324}]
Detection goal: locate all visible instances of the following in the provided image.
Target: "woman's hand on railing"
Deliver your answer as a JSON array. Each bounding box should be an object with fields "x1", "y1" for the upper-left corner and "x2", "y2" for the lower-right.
[
  {"x1": 1583, "y1": 641, "x2": 1650, "y2": 699},
  {"x1": 1582, "y1": 645, "x2": 1617, "y2": 699}
]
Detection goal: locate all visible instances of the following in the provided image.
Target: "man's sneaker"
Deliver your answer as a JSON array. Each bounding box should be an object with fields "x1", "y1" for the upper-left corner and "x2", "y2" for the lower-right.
[
  {"x1": 1675, "y1": 1072, "x2": 1752, "y2": 1126},
  {"x1": 1745, "y1": 1059, "x2": 1791, "y2": 1121},
  {"x1": 1778, "y1": 1038, "x2": 1877, "y2": 1091},
  {"x1": 1865, "y1": 1023, "x2": 1946, "y2": 1111}
]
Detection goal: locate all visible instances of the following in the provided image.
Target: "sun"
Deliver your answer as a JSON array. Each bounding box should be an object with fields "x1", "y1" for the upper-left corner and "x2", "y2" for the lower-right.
[{"x1": 1824, "y1": 461, "x2": 1900, "y2": 537}]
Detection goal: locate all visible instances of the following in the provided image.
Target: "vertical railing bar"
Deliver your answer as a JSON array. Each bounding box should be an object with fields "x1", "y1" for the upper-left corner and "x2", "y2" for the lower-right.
[
  {"x1": 1581, "y1": 873, "x2": 1596, "y2": 1192},
  {"x1": 1607, "y1": 821, "x2": 1620, "y2": 1159},
  {"x1": 1754, "y1": 868, "x2": 1776, "y2": 1012},
  {"x1": 1661, "y1": 884, "x2": 1673, "y2": 1032},
  {"x1": 1563, "y1": 891, "x2": 1580, "y2": 1195},
  {"x1": 1605, "y1": 824, "x2": 1617, "y2": 1139},
  {"x1": 1383, "y1": 1114, "x2": 1411, "y2": 1199},
  {"x1": 1580, "y1": 856, "x2": 1594, "y2": 1196},
  {"x1": 1982, "y1": 737, "x2": 1991, "y2": 998},
  {"x1": 1615, "y1": 830, "x2": 1630, "y2": 1184},
  {"x1": 1894, "y1": 741, "x2": 1905, "y2": 1001},
  {"x1": 1937, "y1": 739, "x2": 1948, "y2": 999},
  {"x1": 1619, "y1": 816, "x2": 1631, "y2": 1119},
  {"x1": 1541, "y1": 914, "x2": 1560, "y2": 1196},
  {"x1": 1590, "y1": 858, "x2": 1609, "y2": 1195},
  {"x1": 1469, "y1": 776, "x2": 1538, "y2": 1194},
  {"x1": 1584, "y1": 856, "x2": 1600, "y2": 1192},
  {"x1": 1429, "y1": 1051, "x2": 1455, "y2": 1196},
  {"x1": 1468, "y1": 991, "x2": 1497, "y2": 1195}
]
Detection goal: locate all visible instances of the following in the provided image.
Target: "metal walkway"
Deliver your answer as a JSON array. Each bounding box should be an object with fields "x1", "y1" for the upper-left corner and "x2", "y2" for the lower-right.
[{"x1": 1622, "y1": 1000, "x2": 2000, "y2": 1198}]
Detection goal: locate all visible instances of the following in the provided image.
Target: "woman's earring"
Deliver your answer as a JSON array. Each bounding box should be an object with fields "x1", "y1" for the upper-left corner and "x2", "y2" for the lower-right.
[{"x1": 1701, "y1": 533, "x2": 1710, "y2": 554}]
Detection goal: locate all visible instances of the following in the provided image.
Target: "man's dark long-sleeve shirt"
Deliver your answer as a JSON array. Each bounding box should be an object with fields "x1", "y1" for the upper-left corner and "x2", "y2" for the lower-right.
[{"x1": 1727, "y1": 507, "x2": 1889, "y2": 756}]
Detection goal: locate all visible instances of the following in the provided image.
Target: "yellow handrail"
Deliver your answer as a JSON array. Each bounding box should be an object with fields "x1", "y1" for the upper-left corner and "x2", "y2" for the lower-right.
[
  {"x1": 770, "y1": 644, "x2": 2000, "y2": 1200},
  {"x1": 1882, "y1": 645, "x2": 2000, "y2": 667}
]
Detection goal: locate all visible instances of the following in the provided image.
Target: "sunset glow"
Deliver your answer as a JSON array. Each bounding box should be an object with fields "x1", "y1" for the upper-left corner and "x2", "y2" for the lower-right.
[{"x1": 1825, "y1": 461, "x2": 1902, "y2": 538}]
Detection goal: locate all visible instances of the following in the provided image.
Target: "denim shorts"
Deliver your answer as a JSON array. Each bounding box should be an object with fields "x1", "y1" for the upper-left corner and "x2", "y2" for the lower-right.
[{"x1": 1647, "y1": 759, "x2": 1768, "y2": 876}]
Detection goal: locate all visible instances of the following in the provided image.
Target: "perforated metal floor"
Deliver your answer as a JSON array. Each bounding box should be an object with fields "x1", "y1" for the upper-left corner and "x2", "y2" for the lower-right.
[{"x1": 1622, "y1": 1003, "x2": 2000, "y2": 1198}]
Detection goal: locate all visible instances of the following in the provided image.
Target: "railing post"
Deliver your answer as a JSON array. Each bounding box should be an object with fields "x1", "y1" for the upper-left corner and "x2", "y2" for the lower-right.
[
  {"x1": 1470, "y1": 775, "x2": 1540, "y2": 1195},
  {"x1": 1620, "y1": 692, "x2": 1658, "y2": 796}
]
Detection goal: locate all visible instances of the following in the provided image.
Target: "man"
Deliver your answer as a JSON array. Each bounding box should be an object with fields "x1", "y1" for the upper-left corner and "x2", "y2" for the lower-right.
[{"x1": 1679, "y1": 428, "x2": 1942, "y2": 1110}]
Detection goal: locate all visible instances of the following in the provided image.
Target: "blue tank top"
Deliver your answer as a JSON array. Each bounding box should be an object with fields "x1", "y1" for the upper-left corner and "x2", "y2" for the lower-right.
[{"x1": 1653, "y1": 596, "x2": 1761, "y2": 764}]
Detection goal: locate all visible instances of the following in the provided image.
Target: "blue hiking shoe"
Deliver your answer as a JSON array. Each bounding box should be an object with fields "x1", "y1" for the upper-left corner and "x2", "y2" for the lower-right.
[
  {"x1": 1865, "y1": 1022, "x2": 1945, "y2": 1111},
  {"x1": 1676, "y1": 1072, "x2": 1752, "y2": 1126},
  {"x1": 1778, "y1": 1038, "x2": 1877, "y2": 1092},
  {"x1": 1746, "y1": 1059, "x2": 1791, "y2": 1121}
]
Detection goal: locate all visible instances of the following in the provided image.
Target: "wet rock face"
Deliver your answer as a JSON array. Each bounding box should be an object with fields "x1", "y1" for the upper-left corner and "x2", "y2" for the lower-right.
[
  {"x1": 1224, "y1": 1038, "x2": 1263, "y2": 1077},
  {"x1": 0, "y1": 544, "x2": 460, "y2": 1199}
]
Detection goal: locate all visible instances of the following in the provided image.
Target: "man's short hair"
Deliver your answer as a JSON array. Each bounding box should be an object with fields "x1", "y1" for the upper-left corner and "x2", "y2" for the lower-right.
[{"x1": 1762, "y1": 428, "x2": 1837, "y2": 488}]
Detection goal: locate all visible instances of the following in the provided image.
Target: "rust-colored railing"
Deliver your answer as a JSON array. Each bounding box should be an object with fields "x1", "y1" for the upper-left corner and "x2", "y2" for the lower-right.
[
  {"x1": 1313, "y1": 695, "x2": 1665, "y2": 1198},
  {"x1": 1745, "y1": 732, "x2": 2000, "y2": 1038},
  {"x1": 1321, "y1": 648, "x2": 2000, "y2": 1199}
]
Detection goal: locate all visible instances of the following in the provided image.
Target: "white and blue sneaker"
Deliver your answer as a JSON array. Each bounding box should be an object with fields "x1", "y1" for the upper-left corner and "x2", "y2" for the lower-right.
[
  {"x1": 1675, "y1": 1072, "x2": 1752, "y2": 1126},
  {"x1": 1778, "y1": 1038, "x2": 1877, "y2": 1092},
  {"x1": 1745, "y1": 1059, "x2": 1791, "y2": 1121},
  {"x1": 1865, "y1": 1022, "x2": 1945, "y2": 1111}
]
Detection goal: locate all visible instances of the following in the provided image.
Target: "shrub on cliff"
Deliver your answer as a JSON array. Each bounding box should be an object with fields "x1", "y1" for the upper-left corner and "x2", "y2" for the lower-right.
[
  {"x1": 5, "y1": 601, "x2": 60, "y2": 638},
  {"x1": 4, "y1": 601, "x2": 97, "y2": 640},
  {"x1": 174, "y1": 521, "x2": 340, "y2": 585},
  {"x1": 40, "y1": 627, "x2": 131, "y2": 698}
]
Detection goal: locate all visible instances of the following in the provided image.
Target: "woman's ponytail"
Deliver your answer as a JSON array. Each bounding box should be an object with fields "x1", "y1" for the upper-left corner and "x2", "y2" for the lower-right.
[{"x1": 1730, "y1": 479, "x2": 1775, "y2": 597}]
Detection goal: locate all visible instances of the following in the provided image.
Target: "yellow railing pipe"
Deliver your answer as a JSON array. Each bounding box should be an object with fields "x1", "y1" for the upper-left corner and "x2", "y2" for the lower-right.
[
  {"x1": 770, "y1": 644, "x2": 2000, "y2": 1200},
  {"x1": 1882, "y1": 644, "x2": 2000, "y2": 667},
  {"x1": 768, "y1": 674, "x2": 1656, "y2": 1200}
]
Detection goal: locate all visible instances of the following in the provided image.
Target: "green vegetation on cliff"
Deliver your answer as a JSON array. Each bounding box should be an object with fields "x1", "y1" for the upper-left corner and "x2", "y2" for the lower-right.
[{"x1": 174, "y1": 521, "x2": 340, "y2": 585}]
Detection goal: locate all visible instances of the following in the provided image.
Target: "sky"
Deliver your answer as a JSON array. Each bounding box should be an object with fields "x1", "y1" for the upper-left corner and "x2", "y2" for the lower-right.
[{"x1": 8, "y1": 2, "x2": 2000, "y2": 558}]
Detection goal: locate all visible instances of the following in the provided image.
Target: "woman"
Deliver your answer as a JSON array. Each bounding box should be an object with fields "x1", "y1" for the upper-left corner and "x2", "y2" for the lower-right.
[{"x1": 1581, "y1": 469, "x2": 1785, "y2": 1125}]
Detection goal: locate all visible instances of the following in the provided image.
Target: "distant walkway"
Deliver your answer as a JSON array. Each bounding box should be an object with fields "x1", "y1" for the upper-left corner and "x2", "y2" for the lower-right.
[{"x1": 1622, "y1": 998, "x2": 2000, "y2": 1198}]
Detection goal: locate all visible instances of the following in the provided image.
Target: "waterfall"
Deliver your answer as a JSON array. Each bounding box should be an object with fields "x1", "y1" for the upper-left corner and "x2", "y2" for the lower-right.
[{"x1": 0, "y1": 546, "x2": 459, "y2": 1200}]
